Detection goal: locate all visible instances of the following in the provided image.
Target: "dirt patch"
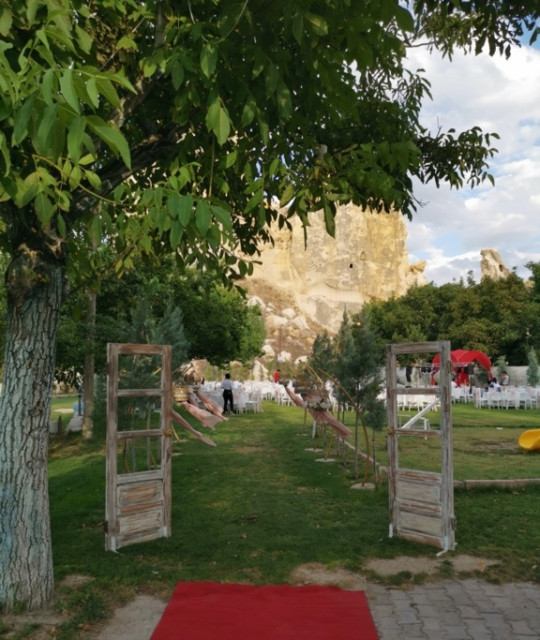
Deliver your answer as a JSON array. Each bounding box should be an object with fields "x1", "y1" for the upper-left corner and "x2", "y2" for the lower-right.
[
  {"x1": 289, "y1": 563, "x2": 367, "y2": 591},
  {"x1": 60, "y1": 573, "x2": 95, "y2": 589},
  {"x1": 1, "y1": 606, "x2": 66, "y2": 639},
  {"x1": 363, "y1": 553, "x2": 499, "y2": 576},
  {"x1": 234, "y1": 446, "x2": 264, "y2": 454},
  {"x1": 289, "y1": 554, "x2": 500, "y2": 591},
  {"x1": 350, "y1": 482, "x2": 376, "y2": 490}
]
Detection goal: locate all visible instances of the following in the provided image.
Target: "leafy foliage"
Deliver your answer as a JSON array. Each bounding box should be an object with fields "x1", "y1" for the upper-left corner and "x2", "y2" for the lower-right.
[
  {"x1": 527, "y1": 348, "x2": 539, "y2": 387},
  {"x1": 53, "y1": 263, "x2": 265, "y2": 376},
  {"x1": 367, "y1": 266, "x2": 540, "y2": 365}
]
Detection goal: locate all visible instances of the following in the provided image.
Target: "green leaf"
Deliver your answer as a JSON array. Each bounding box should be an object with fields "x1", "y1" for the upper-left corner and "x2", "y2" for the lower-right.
[
  {"x1": 304, "y1": 12, "x2": 328, "y2": 36},
  {"x1": 245, "y1": 188, "x2": 263, "y2": 214},
  {"x1": 169, "y1": 58, "x2": 184, "y2": 90},
  {"x1": 88, "y1": 214, "x2": 102, "y2": 246},
  {"x1": 142, "y1": 58, "x2": 158, "y2": 78},
  {"x1": 200, "y1": 44, "x2": 218, "y2": 78},
  {"x1": 177, "y1": 194, "x2": 194, "y2": 226},
  {"x1": 26, "y1": 0, "x2": 40, "y2": 25},
  {"x1": 206, "y1": 95, "x2": 230, "y2": 145},
  {"x1": 87, "y1": 117, "x2": 131, "y2": 168},
  {"x1": 211, "y1": 204, "x2": 232, "y2": 230},
  {"x1": 279, "y1": 183, "x2": 295, "y2": 207},
  {"x1": 323, "y1": 202, "x2": 335, "y2": 237},
  {"x1": 117, "y1": 35, "x2": 138, "y2": 50},
  {"x1": 167, "y1": 192, "x2": 182, "y2": 219},
  {"x1": 18, "y1": 172, "x2": 40, "y2": 207},
  {"x1": 394, "y1": 6, "x2": 414, "y2": 32},
  {"x1": 57, "y1": 213, "x2": 66, "y2": 236},
  {"x1": 195, "y1": 199, "x2": 211, "y2": 235},
  {"x1": 169, "y1": 219, "x2": 183, "y2": 248},
  {"x1": 84, "y1": 169, "x2": 101, "y2": 190},
  {"x1": 109, "y1": 72, "x2": 136, "y2": 94},
  {"x1": 140, "y1": 234, "x2": 152, "y2": 253},
  {"x1": 75, "y1": 25, "x2": 92, "y2": 54},
  {"x1": 95, "y1": 77, "x2": 121, "y2": 109},
  {"x1": 224, "y1": 150, "x2": 237, "y2": 169},
  {"x1": 60, "y1": 69, "x2": 80, "y2": 114},
  {"x1": 207, "y1": 223, "x2": 220, "y2": 250},
  {"x1": 34, "y1": 192, "x2": 56, "y2": 224},
  {"x1": 276, "y1": 79, "x2": 292, "y2": 120},
  {"x1": 241, "y1": 95, "x2": 257, "y2": 127},
  {"x1": 86, "y1": 77, "x2": 100, "y2": 109},
  {"x1": 41, "y1": 68, "x2": 55, "y2": 106},
  {"x1": 0, "y1": 9, "x2": 13, "y2": 37},
  {"x1": 0, "y1": 131, "x2": 11, "y2": 176},
  {"x1": 264, "y1": 63, "x2": 279, "y2": 95},
  {"x1": 36, "y1": 105, "x2": 59, "y2": 155},
  {"x1": 291, "y1": 13, "x2": 303, "y2": 44},
  {"x1": 67, "y1": 116, "x2": 86, "y2": 163},
  {"x1": 13, "y1": 95, "x2": 36, "y2": 145}
]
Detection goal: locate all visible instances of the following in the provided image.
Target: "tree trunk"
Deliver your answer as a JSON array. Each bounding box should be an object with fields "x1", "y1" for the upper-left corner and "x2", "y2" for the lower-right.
[
  {"x1": 82, "y1": 290, "x2": 96, "y2": 440},
  {"x1": 0, "y1": 252, "x2": 64, "y2": 611}
]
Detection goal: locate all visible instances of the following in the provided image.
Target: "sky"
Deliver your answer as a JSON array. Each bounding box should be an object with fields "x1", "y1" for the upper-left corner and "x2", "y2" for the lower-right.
[{"x1": 403, "y1": 39, "x2": 540, "y2": 286}]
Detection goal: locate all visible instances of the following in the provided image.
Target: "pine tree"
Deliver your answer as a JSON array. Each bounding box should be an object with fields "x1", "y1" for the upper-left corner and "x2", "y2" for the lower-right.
[{"x1": 527, "y1": 348, "x2": 539, "y2": 387}]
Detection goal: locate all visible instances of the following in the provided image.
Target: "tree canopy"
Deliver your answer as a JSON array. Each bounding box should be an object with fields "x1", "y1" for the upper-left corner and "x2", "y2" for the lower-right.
[
  {"x1": 54, "y1": 263, "x2": 265, "y2": 380},
  {"x1": 366, "y1": 266, "x2": 540, "y2": 365}
]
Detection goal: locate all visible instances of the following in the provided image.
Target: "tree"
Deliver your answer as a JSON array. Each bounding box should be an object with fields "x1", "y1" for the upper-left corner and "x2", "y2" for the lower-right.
[
  {"x1": 54, "y1": 264, "x2": 264, "y2": 378},
  {"x1": 1, "y1": 0, "x2": 539, "y2": 611},
  {"x1": 367, "y1": 271, "x2": 540, "y2": 366},
  {"x1": 335, "y1": 312, "x2": 386, "y2": 483},
  {"x1": 527, "y1": 348, "x2": 539, "y2": 387}
]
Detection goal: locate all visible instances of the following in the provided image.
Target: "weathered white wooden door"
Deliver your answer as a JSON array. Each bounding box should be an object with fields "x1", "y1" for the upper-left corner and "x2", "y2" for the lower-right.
[
  {"x1": 386, "y1": 341, "x2": 455, "y2": 552},
  {"x1": 105, "y1": 343, "x2": 172, "y2": 551}
]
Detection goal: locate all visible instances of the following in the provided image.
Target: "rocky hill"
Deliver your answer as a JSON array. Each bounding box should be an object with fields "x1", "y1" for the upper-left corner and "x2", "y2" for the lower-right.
[{"x1": 241, "y1": 204, "x2": 427, "y2": 367}]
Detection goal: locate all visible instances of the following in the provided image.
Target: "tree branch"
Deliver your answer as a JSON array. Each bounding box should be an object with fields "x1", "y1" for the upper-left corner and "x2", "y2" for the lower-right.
[{"x1": 71, "y1": 124, "x2": 185, "y2": 216}]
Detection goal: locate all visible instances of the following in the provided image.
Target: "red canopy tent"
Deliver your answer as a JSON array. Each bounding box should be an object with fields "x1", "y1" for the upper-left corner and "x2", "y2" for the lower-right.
[{"x1": 432, "y1": 349, "x2": 491, "y2": 372}]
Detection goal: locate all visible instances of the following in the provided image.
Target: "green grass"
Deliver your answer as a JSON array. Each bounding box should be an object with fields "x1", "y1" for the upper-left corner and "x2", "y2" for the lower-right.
[
  {"x1": 383, "y1": 403, "x2": 540, "y2": 479},
  {"x1": 11, "y1": 398, "x2": 536, "y2": 638}
]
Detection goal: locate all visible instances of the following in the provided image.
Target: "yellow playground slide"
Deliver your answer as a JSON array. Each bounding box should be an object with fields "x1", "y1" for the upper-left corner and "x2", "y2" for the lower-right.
[{"x1": 518, "y1": 429, "x2": 540, "y2": 451}]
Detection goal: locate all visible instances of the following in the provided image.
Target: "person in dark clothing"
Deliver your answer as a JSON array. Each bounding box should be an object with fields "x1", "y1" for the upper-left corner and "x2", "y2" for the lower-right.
[
  {"x1": 221, "y1": 373, "x2": 234, "y2": 414},
  {"x1": 405, "y1": 364, "x2": 412, "y2": 387}
]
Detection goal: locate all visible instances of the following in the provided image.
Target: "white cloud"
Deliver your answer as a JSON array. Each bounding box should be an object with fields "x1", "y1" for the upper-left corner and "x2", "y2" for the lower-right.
[{"x1": 404, "y1": 44, "x2": 540, "y2": 285}]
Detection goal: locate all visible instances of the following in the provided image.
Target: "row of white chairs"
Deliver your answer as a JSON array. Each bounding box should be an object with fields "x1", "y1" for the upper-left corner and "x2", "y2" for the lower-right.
[{"x1": 474, "y1": 387, "x2": 538, "y2": 409}]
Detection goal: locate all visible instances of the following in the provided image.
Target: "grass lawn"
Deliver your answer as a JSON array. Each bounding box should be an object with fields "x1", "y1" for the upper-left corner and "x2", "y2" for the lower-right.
[
  {"x1": 35, "y1": 398, "x2": 540, "y2": 636},
  {"x1": 375, "y1": 403, "x2": 540, "y2": 480}
]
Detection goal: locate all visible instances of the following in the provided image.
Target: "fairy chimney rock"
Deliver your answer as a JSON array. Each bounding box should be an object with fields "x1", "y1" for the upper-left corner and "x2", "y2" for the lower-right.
[
  {"x1": 243, "y1": 204, "x2": 426, "y2": 363},
  {"x1": 480, "y1": 248, "x2": 510, "y2": 281}
]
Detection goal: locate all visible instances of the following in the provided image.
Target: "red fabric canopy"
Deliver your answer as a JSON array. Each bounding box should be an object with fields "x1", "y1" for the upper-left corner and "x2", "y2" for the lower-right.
[{"x1": 432, "y1": 349, "x2": 491, "y2": 372}]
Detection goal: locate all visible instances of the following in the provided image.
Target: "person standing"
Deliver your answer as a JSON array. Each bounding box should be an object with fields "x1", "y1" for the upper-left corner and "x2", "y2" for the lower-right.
[
  {"x1": 221, "y1": 373, "x2": 234, "y2": 414},
  {"x1": 501, "y1": 371, "x2": 510, "y2": 387},
  {"x1": 273, "y1": 369, "x2": 280, "y2": 383}
]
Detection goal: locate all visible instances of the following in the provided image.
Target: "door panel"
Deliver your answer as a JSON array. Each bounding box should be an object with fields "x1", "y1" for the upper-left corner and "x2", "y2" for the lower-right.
[
  {"x1": 386, "y1": 341, "x2": 455, "y2": 552},
  {"x1": 105, "y1": 343, "x2": 172, "y2": 551}
]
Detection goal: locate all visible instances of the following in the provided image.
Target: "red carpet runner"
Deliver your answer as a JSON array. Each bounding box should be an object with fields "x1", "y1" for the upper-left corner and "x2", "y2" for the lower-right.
[{"x1": 150, "y1": 582, "x2": 379, "y2": 639}]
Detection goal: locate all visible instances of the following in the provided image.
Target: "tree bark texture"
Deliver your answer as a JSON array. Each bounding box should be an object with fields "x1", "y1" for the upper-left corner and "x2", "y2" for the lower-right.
[
  {"x1": 82, "y1": 290, "x2": 96, "y2": 440},
  {"x1": 0, "y1": 250, "x2": 64, "y2": 610}
]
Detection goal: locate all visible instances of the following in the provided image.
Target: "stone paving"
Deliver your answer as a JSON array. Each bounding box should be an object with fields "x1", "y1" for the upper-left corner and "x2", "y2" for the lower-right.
[{"x1": 365, "y1": 579, "x2": 540, "y2": 640}]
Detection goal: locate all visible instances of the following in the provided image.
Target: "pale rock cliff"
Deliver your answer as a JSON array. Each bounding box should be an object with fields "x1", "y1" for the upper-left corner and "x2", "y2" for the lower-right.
[
  {"x1": 242, "y1": 204, "x2": 427, "y2": 365},
  {"x1": 480, "y1": 248, "x2": 510, "y2": 281}
]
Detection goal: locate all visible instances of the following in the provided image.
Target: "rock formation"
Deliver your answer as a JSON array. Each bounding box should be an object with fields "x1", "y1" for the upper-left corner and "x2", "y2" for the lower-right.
[
  {"x1": 480, "y1": 248, "x2": 510, "y2": 281},
  {"x1": 242, "y1": 204, "x2": 427, "y2": 365}
]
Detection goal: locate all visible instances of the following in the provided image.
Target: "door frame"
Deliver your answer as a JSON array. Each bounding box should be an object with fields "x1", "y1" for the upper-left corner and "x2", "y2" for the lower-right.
[
  {"x1": 105, "y1": 343, "x2": 172, "y2": 551},
  {"x1": 385, "y1": 340, "x2": 455, "y2": 552}
]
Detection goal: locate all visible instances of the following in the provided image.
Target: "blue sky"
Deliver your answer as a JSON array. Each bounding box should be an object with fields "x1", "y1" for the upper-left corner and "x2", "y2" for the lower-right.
[{"x1": 404, "y1": 39, "x2": 540, "y2": 285}]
